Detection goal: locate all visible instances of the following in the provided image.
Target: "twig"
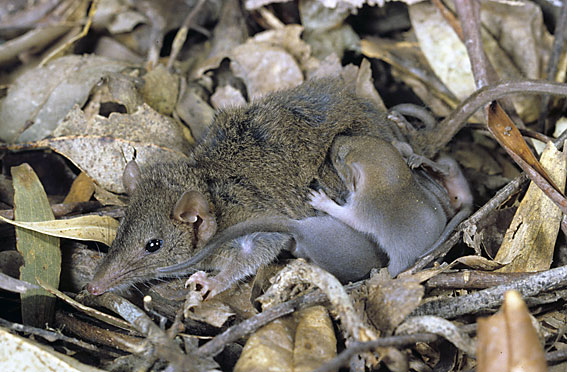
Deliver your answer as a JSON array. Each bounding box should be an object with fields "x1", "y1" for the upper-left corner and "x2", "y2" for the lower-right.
[
  {"x1": 196, "y1": 280, "x2": 365, "y2": 358},
  {"x1": 454, "y1": 0, "x2": 488, "y2": 88},
  {"x1": 166, "y1": 0, "x2": 207, "y2": 70},
  {"x1": 0, "y1": 272, "x2": 39, "y2": 293},
  {"x1": 418, "y1": 80, "x2": 567, "y2": 158},
  {"x1": 409, "y1": 172, "x2": 529, "y2": 273},
  {"x1": 195, "y1": 292, "x2": 306, "y2": 357},
  {"x1": 538, "y1": 0, "x2": 567, "y2": 129},
  {"x1": 87, "y1": 292, "x2": 187, "y2": 367},
  {"x1": 425, "y1": 271, "x2": 540, "y2": 290},
  {"x1": 411, "y1": 266, "x2": 567, "y2": 319},
  {"x1": 467, "y1": 123, "x2": 552, "y2": 144},
  {"x1": 259, "y1": 260, "x2": 375, "y2": 342},
  {"x1": 313, "y1": 333, "x2": 439, "y2": 372},
  {"x1": 55, "y1": 311, "x2": 141, "y2": 353},
  {"x1": 0, "y1": 316, "x2": 98, "y2": 352},
  {"x1": 396, "y1": 316, "x2": 475, "y2": 355}
]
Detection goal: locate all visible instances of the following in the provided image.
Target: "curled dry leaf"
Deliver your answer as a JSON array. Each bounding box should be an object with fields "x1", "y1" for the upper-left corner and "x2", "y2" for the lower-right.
[
  {"x1": 183, "y1": 278, "x2": 235, "y2": 328},
  {"x1": 184, "y1": 298, "x2": 235, "y2": 329},
  {"x1": 0, "y1": 55, "x2": 128, "y2": 143},
  {"x1": 396, "y1": 316, "x2": 476, "y2": 356},
  {"x1": 450, "y1": 256, "x2": 504, "y2": 271},
  {"x1": 12, "y1": 164, "x2": 60, "y2": 328},
  {"x1": 477, "y1": 290, "x2": 547, "y2": 372},
  {"x1": 366, "y1": 271, "x2": 425, "y2": 333},
  {"x1": 495, "y1": 141, "x2": 567, "y2": 272},
  {"x1": 258, "y1": 259, "x2": 376, "y2": 342},
  {"x1": 0, "y1": 215, "x2": 119, "y2": 246}
]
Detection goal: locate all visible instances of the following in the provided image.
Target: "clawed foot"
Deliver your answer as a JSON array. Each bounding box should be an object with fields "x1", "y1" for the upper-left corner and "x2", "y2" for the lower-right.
[
  {"x1": 407, "y1": 154, "x2": 451, "y2": 176},
  {"x1": 309, "y1": 189, "x2": 335, "y2": 213},
  {"x1": 185, "y1": 271, "x2": 223, "y2": 299},
  {"x1": 407, "y1": 153, "x2": 425, "y2": 169}
]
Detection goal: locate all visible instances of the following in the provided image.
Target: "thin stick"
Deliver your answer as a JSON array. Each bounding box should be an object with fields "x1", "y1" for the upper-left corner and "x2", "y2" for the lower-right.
[
  {"x1": 538, "y1": 0, "x2": 567, "y2": 128},
  {"x1": 412, "y1": 266, "x2": 567, "y2": 319},
  {"x1": 167, "y1": 0, "x2": 207, "y2": 70}
]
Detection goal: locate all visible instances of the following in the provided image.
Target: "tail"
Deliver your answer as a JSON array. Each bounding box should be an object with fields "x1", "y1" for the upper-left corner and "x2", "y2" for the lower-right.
[{"x1": 157, "y1": 216, "x2": 296, "y2": 274}]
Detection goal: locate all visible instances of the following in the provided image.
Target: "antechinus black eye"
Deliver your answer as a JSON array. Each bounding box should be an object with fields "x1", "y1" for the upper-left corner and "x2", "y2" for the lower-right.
[{"x1": 145, "y1": 239, "x2": 163, "y2": 253}]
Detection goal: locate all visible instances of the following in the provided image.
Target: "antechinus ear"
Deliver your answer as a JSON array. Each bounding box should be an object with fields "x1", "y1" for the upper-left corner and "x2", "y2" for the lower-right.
[
  {"x1": 123, "y1": 160, "x2": 141, "y2": 195},
  {"x1": 172, "y1": 190, "x2": 217, "y2": 247}
]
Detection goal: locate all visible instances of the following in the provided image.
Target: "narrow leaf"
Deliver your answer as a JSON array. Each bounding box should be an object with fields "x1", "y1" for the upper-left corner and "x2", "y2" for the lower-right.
[
  {"x1": 0, "y1": 215, "x2": 118, "y2": 246},
  {"x1": 12, "y1": 163, "x2": 60, "y2": 327}
]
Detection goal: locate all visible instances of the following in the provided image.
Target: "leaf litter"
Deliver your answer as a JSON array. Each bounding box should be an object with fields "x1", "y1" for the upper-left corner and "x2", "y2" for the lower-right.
[{"x1": 0, "y1": 0, "x2": 567, "y2": 371}]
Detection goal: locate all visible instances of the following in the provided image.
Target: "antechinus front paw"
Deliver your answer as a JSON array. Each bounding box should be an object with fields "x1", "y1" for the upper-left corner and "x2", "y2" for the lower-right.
[
  {"x1": 185, "y1": 271, "x2": 224, "y2": 299},
  {"x1": 309, "y1": 189, "x2": 334, "y2": 212}
]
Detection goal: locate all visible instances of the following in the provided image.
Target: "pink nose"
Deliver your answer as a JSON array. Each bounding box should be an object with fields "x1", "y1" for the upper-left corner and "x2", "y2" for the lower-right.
[{"x1": 86, "y1": 282, "x2": 105, "y2": 295}]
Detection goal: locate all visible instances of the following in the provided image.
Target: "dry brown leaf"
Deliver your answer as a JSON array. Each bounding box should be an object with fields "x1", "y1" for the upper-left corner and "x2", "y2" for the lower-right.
[
  {"x1": 293, "y1": 306, "x2": 337, "y2": 372},
  {"x1": 140, "y1": 64, "x2": 179, "y2": 116},
  {"x1": 234, "y1": 317, "x2": 296, "y2": 372},
  {"x1": 451, "y1": 256, "x2": 504, "y2": 271},
  {"x1": 487, "y1": 102, "x2": 561, "y2": 194},
  {"x1": 355, "y1": 58, "x2": 386, "y2": 111},
  {"x1": 366, "y1": 271, "x2": 425, "y2": 333},
  {"x1": 176, "y1": 82, "x2": 215, "y2": 142},
  {"x1": 477, "y1": 290, "x2": 547, "y2": 372},
  {"x1": 409, "y1": 2, "x2": 475, "y2": 100},
  {"x1": 184, "y1": 298, "x2": 235, "y2": 329},
  {"x1": 63, "y1": 172, "x2": 95, "y2": 204},
  {"x1": 210, "y1": 85, "x2": 247, "y2": 110},
  {"x1": 496, "y1": 141, "x2": 566, "y2": 272},
  {"x1": 231, "y1": 42, "x2": 303, "y2": 99},
  {"x1": 54, "y1": 104, "x2": 192, "y2": 151},
  {"x1": 231, "y1": 25, "x2": 315, "y2": 98}
]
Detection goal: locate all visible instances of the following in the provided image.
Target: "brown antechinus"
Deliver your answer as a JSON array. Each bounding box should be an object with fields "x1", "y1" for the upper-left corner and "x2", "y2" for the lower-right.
[
  {"x1": 309, "y1": 135, "x2": 473, "y2": 276},
  {"x1": 87, "y1": 78, "x2": 401, "y2": 296},
  {"x1": 162, "y1": 135, "x2": 473, "y2": 286}
]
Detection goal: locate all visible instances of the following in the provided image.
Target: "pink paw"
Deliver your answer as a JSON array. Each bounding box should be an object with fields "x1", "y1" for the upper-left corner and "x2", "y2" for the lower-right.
[
  {"x1": 309, "y1": 189, "x2": 334, "y2": 212},
  {"x1": 185, "y1": 271, "x2": 223, "y2": 299}
]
